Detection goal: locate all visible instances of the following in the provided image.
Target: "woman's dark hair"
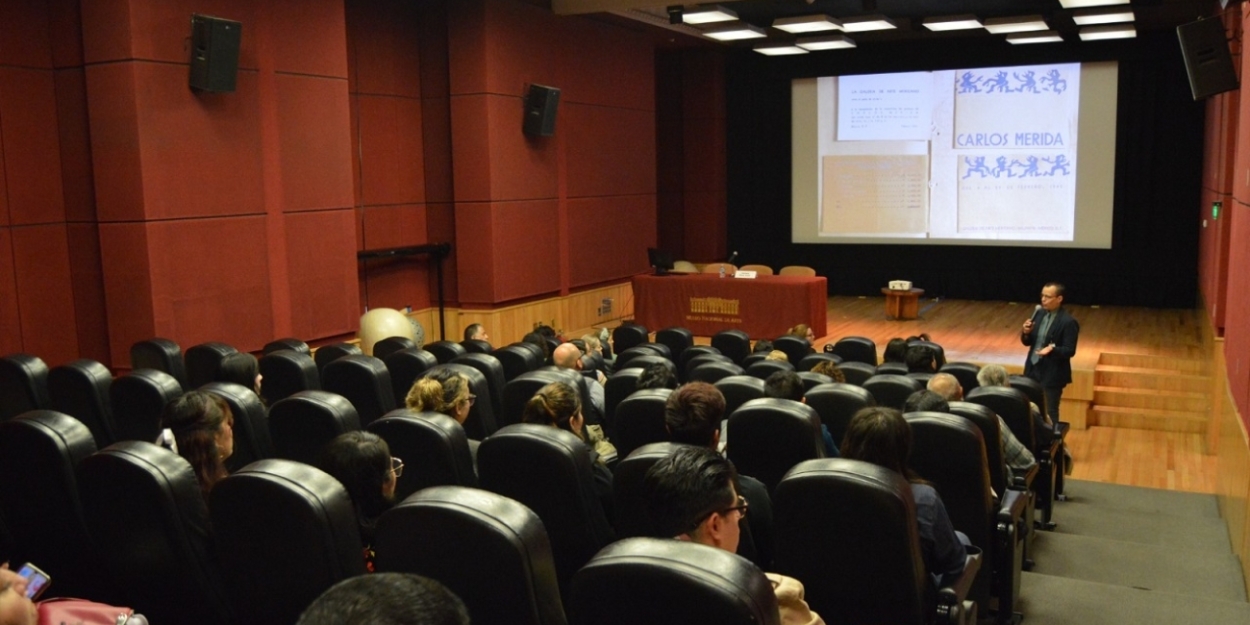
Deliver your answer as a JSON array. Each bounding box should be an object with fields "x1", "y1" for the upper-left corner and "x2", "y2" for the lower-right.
[
  {"x1": 883, "y1": 338, "x2": 909, "y2": 363},
  {"x1": 521, "y1": 382, "x2": 583, "y2": 439},
  {"x1": 317, "y1": 431, "x2": 395, "y2": 543},
  {"x1": 752, "y1": 339, "x2": 774, "y2": 354},
  {"x1": 521, "y1": 332, "x2": 551, "y2": 361},
  {"x1": 840, "y1": 406, "x2": 923, "y2": 484},
  {"x1": 216, "y1": 352, "x2": 258, "y2": 389},
  {"x1": 161, "y1": 391, "x2": 232, "y2": 497},
  {"x1": 636, "y1": 362, "x2": 678, "y2": 390}
]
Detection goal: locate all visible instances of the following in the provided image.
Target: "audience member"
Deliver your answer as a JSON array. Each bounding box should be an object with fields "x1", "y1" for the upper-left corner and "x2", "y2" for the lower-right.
[
  {"x1": 642, "y1": 446, "x2": 823, "y2": 625},
  {"x1": 809, "y1": 359, "x2": 845, "y2": 383},
  {"x1": 762, "y1": 371, "x2": 838, "y2": 457},
  {"x1": 787, "y1": 324, "x2": 817, "y2": 343},
  {"x1": 636, "y1": 362, "x2": 678, "y2": 390},
  {"x1": 521, "y1": 381, "x2": 615, "y2": 520},
  {"x1": 882, "y1": 338, "x2": 909, "y2": 363},
  {"x1": 976, "y1": 364, "x2": 1053, "y2": 428},
  {"x1": 463, "y1": 323, "x2": 488, "y2": 342},
  {"x1": 407, "y1": 369, "x2": 480, "y2": 457},
  {"x1": 765, "y1": 350, "x2": 789, "y2": 363},
  {"x1": 159, "y1": 391, "x2": 234, "y2": 497},
  {"x1": 903, "y1": 389, "x2": 948, "y2": 413},
  {"x1": 521, "y1": 331, "x2": 551, "y2": 363},
  {"x1": 0, "y1": 565, "x2": 150, "y2": 625},
  {"x1": 317, "y1": 431, "x2": 398, "y2": 570},
  {"x1": 927, "y1": 373, "x2": 1035, "y2": 484},
  {"x1": 904, "y1": 344, "x2": 937, "y2": 373},
  {"x1": 215, "y1": 352, "x2": 261, "y2": 396},
  {"x1": 296, "y1": 573, "x2": 469, "y2": 625},
  {"x1": 752, "y1": 339, "x2": 774, "y2": 354},
  {"x1": 840, "y1": 407, "x2": 969, "y2": 587}
]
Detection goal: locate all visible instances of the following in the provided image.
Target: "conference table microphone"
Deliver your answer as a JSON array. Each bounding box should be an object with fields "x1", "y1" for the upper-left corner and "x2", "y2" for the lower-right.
[{"x1": 727, "y1": 251, "x2": 739, "y2": 265}]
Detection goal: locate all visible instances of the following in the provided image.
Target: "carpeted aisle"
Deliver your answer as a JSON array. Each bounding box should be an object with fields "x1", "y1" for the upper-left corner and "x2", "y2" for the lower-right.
[{"x1": 1015, "y1": 479, "x2": 1249, "y2": 625}]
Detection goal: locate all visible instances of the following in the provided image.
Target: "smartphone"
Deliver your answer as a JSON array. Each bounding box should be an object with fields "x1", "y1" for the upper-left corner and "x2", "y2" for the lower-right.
[{"x1": 16, "y1": 563, "x2": 50, "y2": 600}]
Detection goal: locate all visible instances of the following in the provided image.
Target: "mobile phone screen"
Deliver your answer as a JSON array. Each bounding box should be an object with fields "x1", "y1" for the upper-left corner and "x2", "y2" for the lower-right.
[{"x1": 16, "y1": 564, "x2": 50, "y2": 600}]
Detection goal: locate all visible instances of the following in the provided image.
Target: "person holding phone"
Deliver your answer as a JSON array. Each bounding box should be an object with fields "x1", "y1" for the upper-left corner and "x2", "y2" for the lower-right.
[{"x1": 0, "y1": 564, "x2": 38, "y2": 625}]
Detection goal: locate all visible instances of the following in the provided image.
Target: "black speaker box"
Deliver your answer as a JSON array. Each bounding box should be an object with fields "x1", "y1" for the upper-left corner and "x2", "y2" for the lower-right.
[
  {"x1": 1177, "y1": 17, "x2": 1238, "y2": 100},
  {"x1": 189, "y1": 14, "x2": 242, "y2": 93},
  {"x1": 523, "y1": 84, "x2": 561, "y2": 137}
]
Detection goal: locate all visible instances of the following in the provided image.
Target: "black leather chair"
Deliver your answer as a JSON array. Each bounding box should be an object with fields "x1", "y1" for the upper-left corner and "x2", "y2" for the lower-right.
[
  {"x1": 130, "y1": 338, "x2": 188, "y2": 390},
  {"x1": 78, "y1": 442, "x2": 231, "y2": 625},
  {"x1": 613, "y1": 323, "x2": 649, "y2": 355},
  {"x1": 425, "y1": 340, "x2": 467, "y2": 364},
  {"x1": 372, "y1": 335, "x2": 416, "y2": 361},
  {"x1": 612, "y1": 389, "x2": 672, "y2": 460},
  {"x1": 689, "y1": 360, "x2": 744, "y2": 384},
  {"x1": 48, "y1": 359, "x2": 116, "y2": 447},
  {"x1": 604, "y1": 368, "x2": 644, "y2": 435},
  {"x1": 726, "y1": 398, "x2": 825, "y2": 493},
  {"x1": 838, "y1": 361, "x2": 877, "y2": 386},
  {"x1": 797, "y1": 352, "x2": 842, "y2": 372},
  {"x1": 654, "y1": 327, "x2": 693, "y2": 363},
  {"x1": 368, "y1": 410, "x2": 478, "y2": 498},
  {"x1": 831, "y1": 336, "x2": 878, "y2": 366},
  {"x1": 210, "y1": 459, "x2": 367, "y2": 625},
  {"x1": 863, "y1": 374, "x2": 924, "y2": 410},
  {"x1": 909, "y1": 371, "x2": 937, "y2": 386},
  {"x1": 714, "y1": 375, "x2": 766, "y2": 420},
  {"x1": 313, "y1": 342, "x2": 361, "y2": 375},
  {"x1": 710, "y1": 329, "x2": 751, "y2": 365},
  {"x1": 877, "y1": 361, "x2": 909, "y2": 376},
  {"x1": 493, "y1": 343, "x2": 544, "y2": 382},
  {"x1": 615, "y1": 345, "x2": 664, "y2": 370},
  {"x1": 772, "y1": 335, "x2": 812, "y2": 365},
  {"x1": 321, "y1": 354, "x2": 396, "y2": 428},
  {"x1": 966, "y1": 386, "x2": 1059, "y2": 530},
  {"x1": 741, "y1": 353, "x2": 767, "y2": 369},
  {"x1": 636, "y1": 341, "x2": 672, "y2": 361},
  {"x1": 1008, "y1": 374, "x2": 1048, "y2": 425},
  {"x1": 201, "y1": 382, "x2": 274, "y2": 473},
  {"x1": 1009, "y1": 374, "x2": 1068, "y2": 497},
  {"x1": 453, "y1": 352, "x2": 507, "y2": 422},
  {"x1": 773, "y1": 459, "x2": 980, "y2": 625},
  {"x1": 477, "y1": 424, "x2": 616, "y2": 595},
  {"x1": 461, "y1": 338, "x2": 494, "y2": 354},
  {"x1": 110, "y1": 369, "x2": 183, "y2": 443},
  {"x1": 0, "y1": 411, "x2": 112, "y2": 600},
  {"x1": 268, "y1": 390, "x2": 361, "y2": 466},
  {"x1": 185, "y1": 341, "x2": 239, "y2": 389},
  {"x1": 745, "y1": 359, "x2": 794, "y2": 380},
  {"x1": 535, "y1": 365, "x2": 604, "y2": 427},
  {"x1": 803, "y1": 382, "x2": 875, "y2": 447},
  {"x1": 258, "y1": 349, "x2": 320, "y2": 406},
  {"x1": 610, "y1": 442, "x2": 686, "y2": 539},
  {"x1": 906, "y1": 413, "x2": 1027, "y2": 625},
  {"x1": 683, "y1": 353, "x2": 733, "y2": 383},
  {"x1": 262, "y1": 337, "x2": 309, "y2": 356},
  {"x1": 0, "y1": 353, "x2": 50, "y2": 420},
  {"x1": 384, "y1": 347, "x2": 439, "y2": 404},
  {"x1": 797, "y1": 371, "x2": 833, "y2": 392},
  {"x1": 941, "y1": 362, "x2": 983, "y2": 394},
  {"x1": 568, "y1": 537, "x2": 780, "y2": 625},
  {"x1": 677, "y1": 345, "x2": 721, "y2": 376},
  {"x1": 375, "y1": 486, "x2": 567, "y2": 625},
  {"x1": 501, "y1": 369, "x2": 570, "y2": 428},
  {"x1": 423, "y1": 363, "x2": 499, "y2": 439}
]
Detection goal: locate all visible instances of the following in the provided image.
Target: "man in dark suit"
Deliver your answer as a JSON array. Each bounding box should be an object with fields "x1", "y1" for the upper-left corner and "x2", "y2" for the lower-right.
[{"x1": 1021, "y1": 282, "x2": 1079, "y2": 424}]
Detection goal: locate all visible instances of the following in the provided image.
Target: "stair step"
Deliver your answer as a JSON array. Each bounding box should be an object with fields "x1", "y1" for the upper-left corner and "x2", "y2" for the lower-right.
[
  {"x1": 1088, "y1": 405, "x2": 1208, "y2": 433},
  {"x1": 1097, "y1": 352, "x2": 1208, "y2": 374},
  {"x1": 1092, "y1": 386, "x2": 1209, "y2": 412},
  {"x1": 1094, "y1": 366, "x2": 1211, "y2": 393}
]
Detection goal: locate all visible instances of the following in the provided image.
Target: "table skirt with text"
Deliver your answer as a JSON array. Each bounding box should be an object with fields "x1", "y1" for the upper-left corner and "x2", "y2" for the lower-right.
[{"x1": 632, "y1": 274, "x2": 828, "y2": 339}]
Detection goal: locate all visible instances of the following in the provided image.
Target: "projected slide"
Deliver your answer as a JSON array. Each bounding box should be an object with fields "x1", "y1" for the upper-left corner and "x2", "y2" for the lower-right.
[{"x1": 792, "y1": 62, "x2": 1114, "y2": 249}]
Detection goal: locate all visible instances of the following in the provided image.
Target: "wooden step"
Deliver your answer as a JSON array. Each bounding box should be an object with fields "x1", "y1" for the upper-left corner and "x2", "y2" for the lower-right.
[
  {"x1": 1094, "y1": 365, "x2": 1211, "y2": 394},
  {"x1": 1088, "y1": 405, "x2": 1208, "y2": 434},
  {"x1": 1092, "y1": 386, "x2": 1209, "y2": 413},
  {"x1": 1097, "y1": 352, "x2": 1207, "y2": 374}
]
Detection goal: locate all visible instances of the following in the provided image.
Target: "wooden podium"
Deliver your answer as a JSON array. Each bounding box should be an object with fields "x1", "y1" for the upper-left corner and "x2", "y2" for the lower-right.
[{"x1": 882, "y1": 287, "x2": 924, "y2": 320}]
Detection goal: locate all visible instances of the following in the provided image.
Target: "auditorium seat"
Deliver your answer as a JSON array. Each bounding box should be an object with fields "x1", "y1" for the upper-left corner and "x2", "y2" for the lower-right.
[
  {"x1": 452, "y1": 352, "x2": 507, "y2": 421},
  {"x1": 745, "y1": 359, "x2": 794, "y2": 381},
  {"x1": 803, "y1": 382, "x2": 876, "y2": 446},
  {"x1": 941, "y1": 362, "x2": 983, "y2": 394},
  {"x1": 78, "y1": 441, "x2": 231, "y2": 625},
  {"x1": 773, "y1": 459, "x2": 980, "y2": 625},
  {"x1": 838, "y1": 361, "x2": 876, "y2": 386},
  {"x1": 778, "y1": 265, "x2": 816, "y2": 277},
  {"x1": 714, "y1": 375, "x2": 766, "y2": 419},
  {"x1": 48, "y1": 359, "x2": 116, "y2": 447},
  {"x1": 0, "y1": 353, "x2": 50, "y2": 420},
  {"x1": 710, "y1": 329, "x2": 751, "y2": 365},
  {"x1": 461, "y1": 338, "x2": 494, "y2": 355},
  {"x1": 1008, "y1": 374, "x2": 1048, "y2": 425},
  {"x1": 110, "y1": 369, "x2": 184, "y2": 443},
  {"x1": 258, "y1": 349, "x2": 320, "y2": 406},
  {"x1": 478, "y1": 424, "x2": 616, "y2": 596},
  {"x1": 367, "y1": 410, "x2": 477, "y2": 498},
  {"x1": 130, "y1": 338, "x2": 188, "y2": 390},
  {"x1": 313, "y1": 342, "x2": 361, "y2": 375},
  {"x1": 604, "y1": 368, "x2": 644, "y2": 434},
  {"x1": 425, "y1": 340, "x2": 467, "y2": 364},
  {"x1": 612, "y1": 389, "x2": 672, "y2": 459},
  {"x1": 726, "y1": 398, "x2": 825, "y2": 493},
  {"x1": 321, "y1": 354, "x2": 397, "y2": 428},
  {"x1": 501, "y1": 369, "x2": 571, "y2": 428},
  {"x1": 493, "y1": 343, "x2": 544, "y2": 382},
  {"x1": 772, "y1": 335, "x2": 812, "y2": 365},
  {"x1": 615, "y1": 345, "x2": 667, "y2": 370},
  {"x1": 375, "y1": 486, "x2": 566, "y2": 625},
  {"x1": 683, "y1": 352, "x2": 733, "y2": 383},
  {"x1": 863, "y1": 374, "x2": 924, "y2": 410},
  {"x1": 909, "y1": 339, "x2": 947, "y2": 369},
  {"x1": 210, "y1": 459, "x2": 367, "y2": 625},
  {"x1": 423, "y1": 363, "x2": 499, "y2": 439},
  {"x1": 966, "y1": 386, "x2": 1059, "y2": 530},
  {"x1": 201, "y1": 382, "x2": 274, "y2": 473},
  {"x1": 741, "y1": 353, "x2": 767, "y2": 369},
  {"x1": 797, "y1": 352, "x2": 842, "y2": 372},
  {"x1": 185, "y1": 341, "x2": 239, "y2": 389},
  {"x1": 738, "y1": 264, "x2": 774, "y2": 275},
  {"x1": 262, "y1": 337, "x2": 310, "y2": 356},
  {"x1": 384, "y1": 347, "x2": 439, "y2": 403},
  {"x1": 909, "y1": 371, "x2": 937, "y2": 386},
  {"x1": 830, "y1": 336, "x2": 878, "y2": 366},
  {"x1": 535, "y1": 365, "x2": 604, "y2": 427},
  {"x1": 797, "y1": 371, "x2": 833, "y2": 392},
  {"x1": 613, "y1": 323, "x2": 649, "y2": 355},
  {"x1": 268, "y1": 390, "x2": 361, "y2": 466},
  {"x1": 610, "y1": 442, "x2": 684, "y2": 539},
  {"x1": 636, "y1": 342, "x2": 673, "y2": 360},
  {"x1": 654, "y1": 327, "x2": 693, "y2": 362},
  {"x1": 689, "y1": 360, "x2": 744, "y2": 384},
  {"x1": 677, "y1": 345, "x2": 721, "y2": 375},
  {"x1": 876, "y1": 362, "x2": 909, "y2": 376},
  {"x1": 372, "y1": 335, "x2": 416, "y2": 361},
  {"x1": 568, "y1": 537, "x2": 780, "y2": 625}
]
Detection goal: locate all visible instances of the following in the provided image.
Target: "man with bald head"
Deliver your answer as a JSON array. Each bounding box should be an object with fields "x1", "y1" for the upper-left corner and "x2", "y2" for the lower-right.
[
  {"x1": 553, "y1": 342, "x2": 607, "y2": 421},
  {"x1": 927, "y1": 372, "x2": 1035, "y2": 482}
]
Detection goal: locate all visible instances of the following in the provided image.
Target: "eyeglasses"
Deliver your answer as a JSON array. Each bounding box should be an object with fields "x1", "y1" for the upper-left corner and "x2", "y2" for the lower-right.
[
  {"x1": 390, "y1": 456, "x2": 404, "y2": 478},
  {"x1": 720, "y1": 495, "x2": 750, "y2": 518},
  {"x1": 460, "y1": 394, "x2": 477, "y2": 406}
]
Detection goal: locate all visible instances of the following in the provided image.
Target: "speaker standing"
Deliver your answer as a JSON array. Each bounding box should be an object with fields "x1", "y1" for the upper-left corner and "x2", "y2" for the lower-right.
[{"x1": 1020, "y1": 282, "x2": 1079, "y2": 424}]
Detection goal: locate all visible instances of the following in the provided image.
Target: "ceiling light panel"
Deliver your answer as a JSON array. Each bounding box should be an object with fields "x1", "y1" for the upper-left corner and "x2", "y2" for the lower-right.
[
  {"x1": 984, "y1": 15, "x2": 1049, "y2": 34},
  {"x1": 797, "y1": 33, "x2": 857, "y2": 50},
  {"x1": 1079, "y1": 24, "x2": 1136, "y2": 40},
  {"x1": 703, "y1": 22, "x2": 767, "y2": 41},
  {"x1": 1007, "y1": 30, "x2": 1064, "y2": 44},
  {"x1": 1072, "y1": 7, "x2": 1134, "y2": 26},
  {"x1": 754, "y1": 43, "x2": 809, "y2": 56},
  {"x1": 773, "y1": 14, "x2": 842, "y2": 33},
  {"x1": 840, "y1": 15, "x2": 897, "y2": 33},
  {"x1": 682, "y1": 6, "x2": 737, "y2": 25},
  {"x1": 922, "y1": 15, "x2": 984, "y2": 32},
  {"x1": 1059, "y1": 0, "x2": 1129, "y2": 8}
]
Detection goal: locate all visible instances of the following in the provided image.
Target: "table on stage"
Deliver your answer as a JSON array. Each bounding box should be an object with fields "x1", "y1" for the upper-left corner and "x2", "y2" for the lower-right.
[
  {"x1": 881, "y1": 287, "x2": 924, "y2": 320},
  {"x1": 632, "y1": 273, "x2": 827, "y2": 339}
]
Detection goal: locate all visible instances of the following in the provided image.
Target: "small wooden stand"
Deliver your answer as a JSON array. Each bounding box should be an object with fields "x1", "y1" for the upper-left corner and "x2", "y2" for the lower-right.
[{"x1": 882, "y1": 287, "x2": 924, "y2": 320}]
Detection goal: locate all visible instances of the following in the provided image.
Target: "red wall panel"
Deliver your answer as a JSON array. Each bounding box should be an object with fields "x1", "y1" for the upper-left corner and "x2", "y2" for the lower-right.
[
  {"x1": 285, "y1": 209, "x2": 360, "y2": 341},
  {"x1": 0, "y1": 229, "x2": 21, "y2": 355},
  {"x1": 360, "y1": 204, "x2": 432, "y2": 311},
  {"x1": 356, "y1": 95, "x2": 426, "y2": 206},
  {"x1": 49, "y1": 0, "x2": 84, "y2": 68},
  {"x1": 55, "y1": 68, "x2": 96, "y2": 223},
  {"x1": 82, "y1": 0, "x2": 259, "y2": 67},
  {"x1": 558, "y1": 18, "x2": 654, "y2": 111},
  {"x1": 0, "y1": 1, "x2": 52, "y2": 68},
  {"x1": 347, "y1": 0, "x2": 421, "y2": 97},
  {"x1": 684, "y1": 190, "x2": 727, "y2": 262},
  {"x1": 422, "y1": 94, "x2": 454, "y2": 204},
  {"x1": 567, "y1": 195, "x2": 655, "y2": 287},
  {"x1": 449, "y1": 94, "x2": 493, "y2": 201},
  {"x1": 454, "y1": 202, "x2": 496, "y2": 303},
  {"x1": 0, "y1": 67, "x2": 66, "y2": 226},
  {"x1": 489, "y1": 199, "x2": 561, "y2": 302},
  {"x1": 66, "y1": 223, "x2": 111, "y2": 363},
  {"x1": 425, "y1": 202, "x2": 458, "y2": 303},
  {"x1": 565, "y1": 104, "x2": 656, "y2": 198},
  {"x1": 268, "y1": 0, "x2": 347, "y2": 78},
  {"x1": 84, "y1": 62, "x2": 144, "y2": 222},
  {"x1": 682, "y1": 116, "x2": 726, "y2": 194},
  {"x1": 99, "y1": 222, "x2": 156, "y2": 367},
  {"x1": 11, "y1": 224, "x2": 79, "y2": 366},
  {"x1": 276, "y1": 74, "x2": 353, "y2": 211}
]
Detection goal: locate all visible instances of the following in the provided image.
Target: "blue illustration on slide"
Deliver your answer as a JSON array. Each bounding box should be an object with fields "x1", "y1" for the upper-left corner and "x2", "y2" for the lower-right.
[
  {"x1": 963, "y1": 155, "x2": 1072, "y2": 179},
  {"x1": 957, "y1": 68, "x2": 1069, "y2": 95}
]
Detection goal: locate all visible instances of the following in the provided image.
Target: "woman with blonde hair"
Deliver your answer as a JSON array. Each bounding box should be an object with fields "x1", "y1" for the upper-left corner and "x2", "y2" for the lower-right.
[
  {"x1": 521, "y1": 381, "x2": 615, "y2": 521},
  {"x1": 787, "y1": 323, "x2": 816, "y2": 343},
  {"x1": 406, "y1": 368, "x2": 479, "y2": 456}
]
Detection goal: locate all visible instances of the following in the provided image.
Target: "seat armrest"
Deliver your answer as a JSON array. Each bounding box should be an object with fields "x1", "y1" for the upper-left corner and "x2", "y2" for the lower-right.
[
  {"x1": 1009, "y1": 463, "x2": 1037, "y2": 490},
  {"x1": 996, "y1": 488, "x2": 1028, "y2": 524},
  {"x1": 1055, "y1": 421, "x2": 1070, "y2": 440},
  {"x1": 935, "y1": 550, "x2": 982, "y2": 625}
]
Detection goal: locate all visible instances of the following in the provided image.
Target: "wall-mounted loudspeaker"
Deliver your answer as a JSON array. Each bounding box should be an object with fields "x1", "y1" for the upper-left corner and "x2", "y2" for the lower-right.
[
  {"x1": 189, "y1": 14, "x2": 242, "y2": 93},
  {"x1": 523, "y1": 84, "x2": 561, "y2": 137},
  {"x1": 1177, "y1": 17, "x2": 1238, "y2": 100}
]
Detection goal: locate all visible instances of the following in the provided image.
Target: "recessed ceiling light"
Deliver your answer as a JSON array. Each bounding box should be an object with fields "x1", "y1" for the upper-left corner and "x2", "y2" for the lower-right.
[
  {"x1": 754, "y1": 42, "x2": 810, "y2": 56},
  {"x1": 1059, "y1": 0, "x2": 1129, "y2": 8},
  {"x1": 796, "y1": 33, "x2": 857, "y2": 50},
  {"x1": 1072, "y1": 7, "x2": 1134, "y2": 26},
  {"x1": 703, "y1": 22, "x2": 767, "y2": 41},
  {"x1": 922, "y1": 15, "x2": 984, "y2": 32},
  {"x1": 1007, "y1": 30, "x2": 1064, "y2": 44},
  {"x1": 840, "y1": 15, "x2": 897, "y2": 33},
  {"x1": 682, "y1": 6, "x2": 737, "y2": 25},
  {"x1": 984, "y1": 15, "x2": 1048, "y2": 34},
  {"x1": 1079, "y1": 24, "x2": 1136, "y2": 40},
  {"x1": 773, "y1": 14, "x2": 842, "y2": 33}
]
